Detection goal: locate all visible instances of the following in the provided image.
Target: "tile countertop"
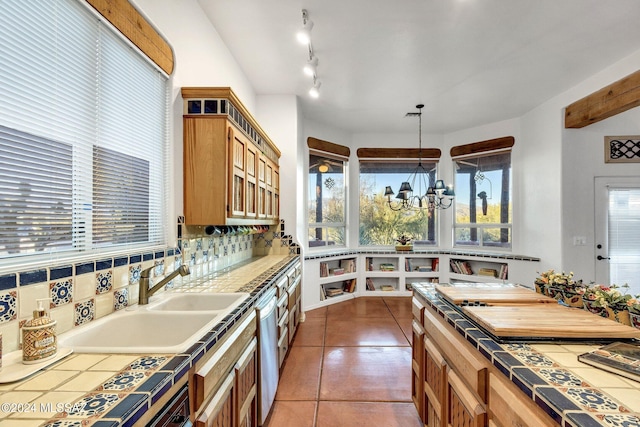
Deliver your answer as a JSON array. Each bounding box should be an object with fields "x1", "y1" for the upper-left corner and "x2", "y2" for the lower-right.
[
  {"x1": 412, "y1": 283, "x2": 640, "y2": 427},
  {"x1": 0, "y1": 254, "x2": 296, "y2": 427}
]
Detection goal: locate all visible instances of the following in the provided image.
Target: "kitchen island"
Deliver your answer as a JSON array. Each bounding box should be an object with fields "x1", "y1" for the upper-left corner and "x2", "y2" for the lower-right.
[
  {"x1": 0, "y1": 254, "x2": 299, "y2": 427},
  {"x1": 411, "y1": 283, "x2": 640, "y2": 427}
]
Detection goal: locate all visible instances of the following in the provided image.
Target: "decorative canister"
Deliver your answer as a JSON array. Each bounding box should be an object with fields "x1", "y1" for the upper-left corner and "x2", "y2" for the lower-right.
[
  {"x1": 560, "y1": 290, "x2": 583, "y2": 308},
  {"x1": 22, "y1": 299, "x2": 57, "y2": 364},
  {"x1": 630, "y1": 311, "x2": 640, "y2": 330},
  {"x1": 582, "y1": 297, "x2": 605, "y2": 317},
  {"x1": 604, "y1": 306, "x2": 632, "y2": 326}
]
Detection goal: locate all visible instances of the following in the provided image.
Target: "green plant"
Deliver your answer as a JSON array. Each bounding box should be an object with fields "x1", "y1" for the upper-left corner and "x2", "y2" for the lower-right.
[
  {"x1": 396, "y1": 235, "x2": 412, "y2": 245},
  {"x1": 583, "y1": 284, "x2": 633, "y2": 309}
]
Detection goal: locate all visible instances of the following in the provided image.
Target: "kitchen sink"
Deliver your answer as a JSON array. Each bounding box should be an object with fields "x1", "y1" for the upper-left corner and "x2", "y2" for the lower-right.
[
  {"x1": 147, "y1": 292, "x2": 249, "y2": 312},
  {"x1": 58, "y1": 292, "x2": 250, "y2": 353}
]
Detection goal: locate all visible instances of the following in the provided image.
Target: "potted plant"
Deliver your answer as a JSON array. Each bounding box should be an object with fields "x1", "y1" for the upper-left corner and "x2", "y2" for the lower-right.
[
  {"x1": 583, "y1": 284, "x2": 633, "y2": 325},
  {"x1": 627, "y1": 297, "x2": 640, "y2": 330},
  {"x1": 534, "y1": 270, "x2": 585, "y2": 307},
  {"x1": 395, "y1": 235, "x2": 413, "y2": 251}
]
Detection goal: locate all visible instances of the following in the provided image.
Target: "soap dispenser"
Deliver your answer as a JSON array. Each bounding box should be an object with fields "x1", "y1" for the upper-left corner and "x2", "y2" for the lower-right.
[{"x1": 22, "y1": 298, "x2": 57, "y2": 364}]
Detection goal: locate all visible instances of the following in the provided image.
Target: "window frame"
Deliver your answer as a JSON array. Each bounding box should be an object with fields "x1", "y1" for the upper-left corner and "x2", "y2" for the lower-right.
[
  {"x1": 452, "y1": 149, "x2": 513, "y2": 250},
  {"x1": 358, "y1": 158, "x2": 440, "y2": 248},
  {"x1": 307, "y1": 149, "x2": 348, "y2": 249}
]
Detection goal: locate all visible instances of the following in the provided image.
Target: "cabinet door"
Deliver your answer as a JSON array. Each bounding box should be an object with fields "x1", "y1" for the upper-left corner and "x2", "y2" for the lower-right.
[
  {"x1": 235, "y1": 338, "x2": 258, "y2": 427},
  {"x1": 412, "y1": 320, "x2": 425, "y2": 419},
  {"x1": 258, "y1": 157, "x2": 267, "y2": 219},
  {"x1": 229, "y1": 126, "x2": 246, "y2": 218},
  {"x1": 183, "y1": 116, "x2": 227, "y2": 225},
  {"x1": 196, "y1": 372, "x2": 235, "y2": 427},
  {"x1": 424, "y1": 337, "x2": 446, "y2": 427},
  {"x1": 447, "y1": 369, "x2": 486, "y2": 427},
  {"x1": 273, "y1": 167, "x2": 279, "y2": 218},
  {"x1": 245, "y1": 145, "x2": 258, "y2": 218}
]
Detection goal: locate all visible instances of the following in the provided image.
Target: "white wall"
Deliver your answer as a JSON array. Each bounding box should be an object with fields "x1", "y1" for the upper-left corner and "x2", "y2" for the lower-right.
[{"x1": 132, "y1": 0, "x2": 640, "y2": 287}]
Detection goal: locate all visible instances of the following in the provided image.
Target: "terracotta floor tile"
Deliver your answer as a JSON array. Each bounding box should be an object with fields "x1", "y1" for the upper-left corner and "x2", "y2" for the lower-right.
[
  {"x1": 325, "y1": 316, "x2": 408, "y2": 347},
  {"x1": 292, "y1": 317, "x2": 326, "y2": 347},
  {"x1": 383, "y1": 296, "x2": 414, "y2": 318},
  {"x1": 276, "y1": 346, "x2": 323, "y2": 401},
  {"x1": 316, "y1": 401, "x2": 422, "y2": 427},
  {"x1": 263, "y1": 400, "x2": 316, "y2": 427},
  {"x1": 305, "y1": 306, "x2": 327, "y2": 318},
  {"x1": 326, "y1": 297, "x2": 392, "y2": 319},
  {"x1": 320, "y1": 346, "x2": 413, "y2": 401}
]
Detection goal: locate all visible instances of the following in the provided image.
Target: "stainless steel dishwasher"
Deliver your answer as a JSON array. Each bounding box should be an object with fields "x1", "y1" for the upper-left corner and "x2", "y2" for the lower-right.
[{"x1": 256, "y1": 288, "x2": 278, "y2": 426}]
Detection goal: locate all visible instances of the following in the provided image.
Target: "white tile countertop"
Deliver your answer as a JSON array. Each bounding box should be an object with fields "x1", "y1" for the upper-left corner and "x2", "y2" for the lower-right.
[{"x1": 0, "y1": 254, "x2": 296, "y2": 427}]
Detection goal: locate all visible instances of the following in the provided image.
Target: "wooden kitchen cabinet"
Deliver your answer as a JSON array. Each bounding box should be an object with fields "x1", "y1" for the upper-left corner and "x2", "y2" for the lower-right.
[
  {"x1": 413, "y1": 291, "x2": 559, "y2": 427},
  {"x1": 191, "y1": 311, "x2": 257, "y2": 426},
  {"x1": 182, "y1": 87, "x2": 280, "y2": 226}
]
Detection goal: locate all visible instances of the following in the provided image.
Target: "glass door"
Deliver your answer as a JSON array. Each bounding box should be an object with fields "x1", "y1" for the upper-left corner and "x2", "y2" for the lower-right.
[{"x1": 594, "y1": 177, "x2": 640, "y2": 295}]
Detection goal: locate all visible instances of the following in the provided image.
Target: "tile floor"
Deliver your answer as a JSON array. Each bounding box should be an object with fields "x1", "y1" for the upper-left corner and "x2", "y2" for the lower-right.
[{"x1": 264, "y1": 296, "x2": 422, "y2": 427}]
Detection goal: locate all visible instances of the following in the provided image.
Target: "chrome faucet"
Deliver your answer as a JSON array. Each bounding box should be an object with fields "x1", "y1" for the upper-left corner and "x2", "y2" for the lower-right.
[{"x1": 138, "y1": 264, "x2": 190, "y2": 305}]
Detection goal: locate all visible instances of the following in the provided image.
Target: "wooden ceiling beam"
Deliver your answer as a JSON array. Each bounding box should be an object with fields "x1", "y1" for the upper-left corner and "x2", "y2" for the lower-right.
[{"x1": 565, "y1": 69, "x2": 640, "y2": 128}]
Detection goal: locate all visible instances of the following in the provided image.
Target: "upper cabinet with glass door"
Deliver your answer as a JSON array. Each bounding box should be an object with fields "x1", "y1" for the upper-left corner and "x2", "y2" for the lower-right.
[{"x1": 181, "y1": 87, "x2": 281, "y2": 226}]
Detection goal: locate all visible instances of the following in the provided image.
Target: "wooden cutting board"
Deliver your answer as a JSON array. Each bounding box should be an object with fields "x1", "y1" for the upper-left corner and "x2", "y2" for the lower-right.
[
  {"x1": 462, "y1": 304, "x2": 640, "y2": 339},
  {"x1": 435, "y1": 285, "x2": 556, "y2": 305}
]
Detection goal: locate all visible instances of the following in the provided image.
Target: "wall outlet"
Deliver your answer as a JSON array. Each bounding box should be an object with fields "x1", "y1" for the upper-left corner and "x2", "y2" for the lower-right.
[{"x1": 573, "y1": 236, "x2": 587, "y2": 246}]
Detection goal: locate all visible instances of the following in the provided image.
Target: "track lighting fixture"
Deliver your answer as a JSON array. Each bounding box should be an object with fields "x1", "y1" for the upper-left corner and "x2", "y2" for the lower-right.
[
  {"x1": 304, "y1": 55, "x2": 318, "y2": 77},
  {"x1": 297, "y1": 9, "x2": 323, "y2": 98},
  {"x1": 297, "y1": 9, "x2": 313, "y2": 44},
  {"x1": 309, "y1": 79, "x2": 321, "y2": 98}
]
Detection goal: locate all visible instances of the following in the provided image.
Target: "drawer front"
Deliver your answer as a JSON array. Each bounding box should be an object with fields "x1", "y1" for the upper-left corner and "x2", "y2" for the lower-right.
[
  {"x1": 278, "y1": 326, "x2": 289, "y2": 368},
  {"x1": 412, "y1": 297, "x2": 425, "y2": 323},
  {"x1": 276, "y1": 276, "x2": 288, "y2": 298},
  {"x1": 423, "y1": 307, "x2": 487, "y2": 401},
  {"x1": 278, "y1": 309, "x2": 289, "y2": 340},
  {"x1": 489, "y1": 373, "x2": 556, "y2": 427},
  {"x1": 447, "y1": 369, "x2": 486, "y2": 427},
  {"x1": 195, "y1": 371, "x2": 234, "y2": 427},
  {"x1": 277, "y1": 294, "x2": 288, "y2": 320},
  {"x1": 193, "y1": 312, "x2": 256, "y2": 413}
]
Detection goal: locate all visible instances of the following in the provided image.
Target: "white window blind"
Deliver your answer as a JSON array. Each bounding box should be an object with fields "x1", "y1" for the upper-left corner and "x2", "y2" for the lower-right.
[
  {"x1": 608, "y1": 189, "x2": 640, "y2": 295},
  {"x1": 0, "y1": 0, "x2": 169, "y2": 265}
]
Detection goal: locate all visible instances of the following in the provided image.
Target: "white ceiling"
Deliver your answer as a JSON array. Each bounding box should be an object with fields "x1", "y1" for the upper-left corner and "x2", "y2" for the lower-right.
[{"x1": 198, "y1": 0, "x2": 640, "y2": 134}]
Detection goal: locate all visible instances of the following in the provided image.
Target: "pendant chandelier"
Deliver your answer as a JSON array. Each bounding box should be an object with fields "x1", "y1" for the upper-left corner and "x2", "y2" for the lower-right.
[{"x1": 384, "y1": 104, "x2": 455, "y2": 211}]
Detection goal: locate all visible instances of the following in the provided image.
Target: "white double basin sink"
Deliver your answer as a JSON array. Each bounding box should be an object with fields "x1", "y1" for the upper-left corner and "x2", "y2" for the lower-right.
[{"x1": 58, "y1": 292, "x2": 250, "y2": 354}]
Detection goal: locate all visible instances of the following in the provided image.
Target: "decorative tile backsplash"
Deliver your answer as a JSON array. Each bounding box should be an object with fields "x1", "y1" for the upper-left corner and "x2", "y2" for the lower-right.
[{"x1": 0, "y1": 219, "x2": 299, "y2": 353}]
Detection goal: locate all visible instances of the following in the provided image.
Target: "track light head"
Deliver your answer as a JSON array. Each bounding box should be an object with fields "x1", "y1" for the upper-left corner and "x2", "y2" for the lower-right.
[
  {"x1": 304, "y1": 55, "x2": 318, "y2": 77},
  {"x1": 309, "y1": 80, "x2": 321, "y2": 98},
  {"x1": 297, "y1": 9, "x2": 313, "y2": 44}
]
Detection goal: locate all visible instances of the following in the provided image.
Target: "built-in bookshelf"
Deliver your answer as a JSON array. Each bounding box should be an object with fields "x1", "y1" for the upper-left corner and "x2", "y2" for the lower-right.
[
  {"x1": 449, "y1": 257, "x2": 508, "y2": 283},
  {"x1": 303, "y1": 251, "x2": 540, "y2": 310}
]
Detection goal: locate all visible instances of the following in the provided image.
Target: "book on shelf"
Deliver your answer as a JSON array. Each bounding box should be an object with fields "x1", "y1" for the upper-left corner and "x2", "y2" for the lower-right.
[
  {"x1": 339, "y1": 258, "x2": 356, "y2": 273},
  {"x1": 379, "y1": 263, "x2": 395, "y2": 271},
  {"x1": 343, "y1": 278, "x2": 357, "y2": 293},
  {"x1": 577, "y1": 342, "x2": 640, "y2": 383},
  {"x1": 329, "y1": 267, "x2": 344, "y2": 276},
  {"x1": 417, "y1": 266, "x2": 432, "y2": 272},
  {"x1": 365, "y1": 277, "x2": 376, "y2": 291},
  {"x1": 498, "y1": 263, "x2": 508, "y2": 280},
  {"x1": 320, "y1": 262, "x2": 328, "y2": 277},
  {"x1": 405, "y1": 258, "x2": 412, "y2": 272},
  {"x1": 380, "y1": 285, "x2": 395, "y2": 291},
  {"x1": 450, "y1": 259, "x2": 473, "y2": 275},
  {"x1": 325, "y1": 287, "x2": 344, "y2": 297},
  {"x1": 478, "y1": 268, "x2": 498, "y2": 278},
  {"x1": 432, "y1": 258, "x2": 439, "y2": 272}
]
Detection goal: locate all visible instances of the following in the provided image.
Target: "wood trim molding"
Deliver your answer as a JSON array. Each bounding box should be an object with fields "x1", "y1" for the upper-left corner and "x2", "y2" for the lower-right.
[
  {"x1": 450, "y1": 136, "x2": 514, "y2": 158},
  {"x1": 86, "y1": 0, "x2": 174, "y2": 75},
  {"x1": 307, "y1": 137, "x2": 351, "y2": 158},
  {"x1": 356, "y1": 148, "x2": 441, "y2": 159},
  {"x1": 565, "y1": 69, "x2": 640, "y2": 128}
]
